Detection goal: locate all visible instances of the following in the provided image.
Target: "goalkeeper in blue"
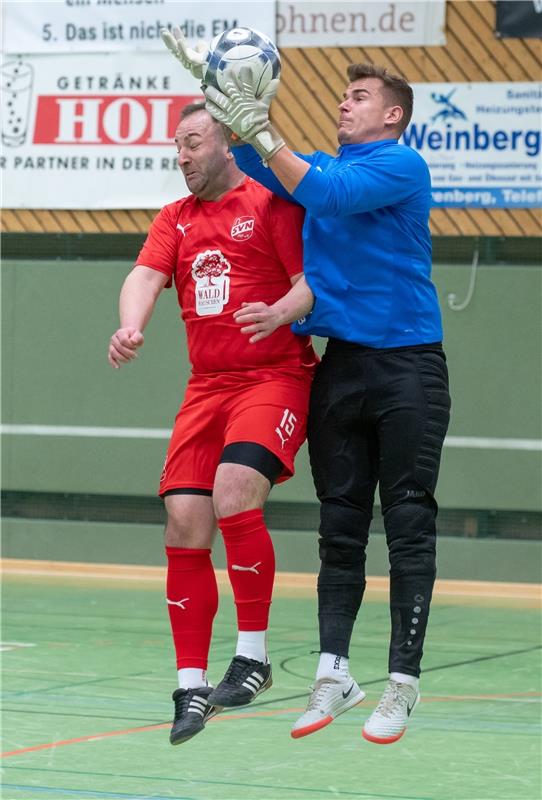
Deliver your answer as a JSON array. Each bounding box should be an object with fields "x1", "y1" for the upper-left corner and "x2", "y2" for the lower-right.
[{"x1": 163, "y1": 29, "x2": 451, "y2": 745}]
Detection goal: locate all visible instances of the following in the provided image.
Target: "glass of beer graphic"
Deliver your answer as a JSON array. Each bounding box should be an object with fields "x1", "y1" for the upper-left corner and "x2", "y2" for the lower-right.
[{"x1": 1, "y1": 59, "x2": 34, "y2": 147}]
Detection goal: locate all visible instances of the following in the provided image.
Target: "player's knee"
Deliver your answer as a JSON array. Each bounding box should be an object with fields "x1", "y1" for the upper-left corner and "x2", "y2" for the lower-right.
[
  {"x1": 318, "y1": 502, "x2": 369, "y2": 568},
  {"x1": 213, "y1": 493, "x2": 255, "y2": 520},
  {"x1": 383, "y1": 496, "x2": 437, "y2": 575},
  {"x1": 213, "y1": 484, "x2": 264, "y2": 519},
  {"x1": 213, "y1": 460, "x2": 271, "y2": 519},
  {"x1": 164, "y1": 514, "x2": 193, "y2": 547},
  {"x1": 164, "y1": 502, "x2": 215, "y2": 549}
]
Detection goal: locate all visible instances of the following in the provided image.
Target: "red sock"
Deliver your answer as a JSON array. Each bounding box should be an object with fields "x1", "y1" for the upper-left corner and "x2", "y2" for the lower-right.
[
  {"x1": 218, "y1": 509, "x2": 275, "y2": 631},
  {"x1": 165, "y1": 547, "x2": 218, "y2": 670}
]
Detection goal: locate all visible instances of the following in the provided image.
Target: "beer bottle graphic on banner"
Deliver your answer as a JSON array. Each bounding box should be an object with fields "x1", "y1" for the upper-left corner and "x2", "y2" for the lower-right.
[{"x1": 1, "y1": 58, "x2": 34, "y2": 147}]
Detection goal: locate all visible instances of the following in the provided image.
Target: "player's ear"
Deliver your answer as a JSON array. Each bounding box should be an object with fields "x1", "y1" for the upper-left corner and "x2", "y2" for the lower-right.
[{"x1": 386, "y1": 104, "x2": 403, "y2": 126}]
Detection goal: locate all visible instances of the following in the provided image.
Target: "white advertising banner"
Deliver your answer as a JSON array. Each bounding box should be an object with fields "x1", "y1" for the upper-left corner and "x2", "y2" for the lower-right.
[
  {"x1": 1, "y1": 53, "x2": 204, "y2": 208},
  {"x1": 276, "y1": 1, "x2": 446, "y2": 47},
  {"x1": 1, "y1": 1, "x2": 275, "y2": 54},
  {"x1": 2, "y1": 59, "x2": 540, "y2": 210},
  {"x1": 403, "y1": 83, "x2": 542, "y2": 208}
]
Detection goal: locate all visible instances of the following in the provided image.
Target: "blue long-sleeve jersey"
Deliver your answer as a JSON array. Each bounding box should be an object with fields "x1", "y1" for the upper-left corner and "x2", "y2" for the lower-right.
[{"x1": 233, "y1": 139, "x2": 443, "y2": 348}]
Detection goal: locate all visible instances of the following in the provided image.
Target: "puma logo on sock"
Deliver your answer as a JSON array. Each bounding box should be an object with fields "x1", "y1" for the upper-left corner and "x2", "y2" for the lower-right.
[
  {"x1": 167, "y1": 597, "x2": 189, "y2": 609},
  {"x1": 231, "y1": 562, "x2": 261, "y2": 574}
]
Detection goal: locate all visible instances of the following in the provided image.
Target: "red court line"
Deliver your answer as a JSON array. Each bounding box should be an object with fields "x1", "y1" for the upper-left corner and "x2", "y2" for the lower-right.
[
  {"x1": 0, "y1": 708, "x2": 303, "y2": 758},
  {"x1": 2, "y1": 694, "x2": 540, "y2": 758},
  {"x1": 0, "y1": 722, "x2": 170, "y2": 758},
  {"x1": 421, "y1": 692, "x2": 541, "y2": 703}
]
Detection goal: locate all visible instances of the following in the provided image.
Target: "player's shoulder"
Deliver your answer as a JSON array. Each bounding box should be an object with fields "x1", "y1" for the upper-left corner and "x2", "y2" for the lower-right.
[
  {"x1": 243, "y1": 175, "x2": 272, "y2": 199},
  {"x1": 399, "y1": 144, "x2": 431, "y2": 182},
  {"x1": 365, "y1": 141, "x2": 429, "y2": 182},
  {"x1": 386, "y1": 141, "x2": 428, "y2": 171},
  {"x1": 157, "y1": 194, "x2": 196, "y2": 223},
  {"x1": 244, "y1": 176, "x2": 301, "y2": 215},
  {"x1": 162, "y1": 194, "x2": 195, "y2": 215}
]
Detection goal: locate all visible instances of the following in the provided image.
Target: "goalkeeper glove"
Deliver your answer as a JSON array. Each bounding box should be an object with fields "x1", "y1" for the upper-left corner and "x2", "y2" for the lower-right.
[
  {"x1": 204, "y1": 67, "x2": 285, "y2": 164},
  {"x1": 161, "y1": 26, "x2": 208, "y2": 80}
]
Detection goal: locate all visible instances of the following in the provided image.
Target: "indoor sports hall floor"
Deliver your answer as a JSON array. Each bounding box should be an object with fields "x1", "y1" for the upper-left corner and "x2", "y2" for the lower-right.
[{"x1": 1, "y1": 561, "x2": 540, "y2": 800}]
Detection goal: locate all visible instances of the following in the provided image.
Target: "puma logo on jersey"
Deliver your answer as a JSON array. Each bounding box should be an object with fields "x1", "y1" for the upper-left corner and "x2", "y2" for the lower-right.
[
  {"x1": 176, "y1": 223, "x2": 192, "y2": 236},
  {"x1": 167, "y1": 597, "x2": 189, "y2": 609},
  {"x1": 231, "y1": 562, "x2": 261, "y2": 574}
]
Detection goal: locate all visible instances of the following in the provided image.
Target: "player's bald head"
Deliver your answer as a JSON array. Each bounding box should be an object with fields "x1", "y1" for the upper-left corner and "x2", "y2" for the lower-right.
[{"x1": 178, "y1": 102, "x2": 229, "y2": 147}]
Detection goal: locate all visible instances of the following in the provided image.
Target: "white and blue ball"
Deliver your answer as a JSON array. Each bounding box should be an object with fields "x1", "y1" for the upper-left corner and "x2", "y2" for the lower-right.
[{"x1": 203, "y1": 27, "x2": 281, "y2": 98}]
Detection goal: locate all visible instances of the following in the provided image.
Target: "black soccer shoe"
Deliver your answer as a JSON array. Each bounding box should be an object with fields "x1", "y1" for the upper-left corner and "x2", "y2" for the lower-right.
[
  {"x1": 170, "y1": 686, "x2": 219, "y2": 745},
  {"x1": 208, "y1": 656, "x2": 272, "y2": 707}
]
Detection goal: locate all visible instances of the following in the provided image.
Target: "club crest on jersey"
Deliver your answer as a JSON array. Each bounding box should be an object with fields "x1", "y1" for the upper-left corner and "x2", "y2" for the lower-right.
[
  {"x1": 231, "y1": 216, "x2": 255, "y2": 241},
  {"x1": 191, "y1": 249, "x2": 231, "y2": 316}
]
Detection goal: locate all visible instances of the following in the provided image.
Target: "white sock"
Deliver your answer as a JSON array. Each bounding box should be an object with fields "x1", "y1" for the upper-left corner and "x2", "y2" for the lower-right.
[
  {"x1": 390, "y1": 671, "x2": 419, "y2": 690},
  {"x1": 236, "y1": 630, "x2": 267, "y2": 663},
  {"x1": 316, "y1": 652, "x2": 350, "y2": 681},
  {"x1": 177, "y1": 668, "x2": 208, "y2": 690}
]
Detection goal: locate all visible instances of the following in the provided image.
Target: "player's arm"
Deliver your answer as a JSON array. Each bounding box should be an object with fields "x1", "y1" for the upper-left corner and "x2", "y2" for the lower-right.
[
  {"x1": 232, "y1": 143, "x2": 313, "y2": 201},
  {"x1": 108, "y1": 266, "x2": 169, "y2": 369},
  {"x1": 233, "y1": 274, "x2": 314, "y2": 344},
  {"x1": 266, "y1": 147, "x2": 311, "y2": 195}
]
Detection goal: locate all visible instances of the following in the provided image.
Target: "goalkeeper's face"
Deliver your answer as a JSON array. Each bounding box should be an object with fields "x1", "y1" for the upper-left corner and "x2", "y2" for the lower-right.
[
  {"x1": 338, "y1": 78, "x2": 402, "y2": 145},
  {"x1": 175, "y1": 110, "x2": 233, "y2": 201}
]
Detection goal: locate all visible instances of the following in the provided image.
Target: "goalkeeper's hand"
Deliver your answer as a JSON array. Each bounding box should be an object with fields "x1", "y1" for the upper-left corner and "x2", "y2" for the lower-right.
[
  {"x1": 161, "y1": 26, "x2": 208, "y2": 80},
  {"x1": 204, "y1": 67, "x2": 285, "y2": 163}
]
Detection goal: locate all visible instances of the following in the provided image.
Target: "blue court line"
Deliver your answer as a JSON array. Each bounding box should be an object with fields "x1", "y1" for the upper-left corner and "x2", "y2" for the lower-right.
[
  {"x1": 1, "y1": 785, "x2": 196, "y2": 800},
  {"x1": 2, "y1": 770, "x2": 437, "y2": 800}
]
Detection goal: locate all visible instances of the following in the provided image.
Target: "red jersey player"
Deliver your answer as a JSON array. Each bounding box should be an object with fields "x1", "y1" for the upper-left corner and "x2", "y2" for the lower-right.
[{"x1": 108, "y1": 103, "x2": 317, "y2": 746}]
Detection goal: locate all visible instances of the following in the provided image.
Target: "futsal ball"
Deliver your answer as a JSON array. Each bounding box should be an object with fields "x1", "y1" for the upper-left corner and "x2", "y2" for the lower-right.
[{"x1": 203, "y1": 27, "x2": 281, "y2": 98}]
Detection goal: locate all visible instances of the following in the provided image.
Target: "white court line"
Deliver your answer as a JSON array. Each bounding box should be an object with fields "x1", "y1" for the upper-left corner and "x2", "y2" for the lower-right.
[
  {"x1": 0, "y1": 425, "x2": 170, "y2": 439},
  {"x1": 1, "y1": 425, "x2": 541, "y2": 450},
  {"x1": 443, "y1": 436, "x2": 542, "y2": 451}
]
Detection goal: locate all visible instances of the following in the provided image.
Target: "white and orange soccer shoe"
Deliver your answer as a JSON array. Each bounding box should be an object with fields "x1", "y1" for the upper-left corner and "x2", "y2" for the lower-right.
[
  {"x1": 291, "y1": 676, "x2": 365, "y2": 739},
  {"x1": 362, "y1": 679, "x2": 420, "y2": 744}
]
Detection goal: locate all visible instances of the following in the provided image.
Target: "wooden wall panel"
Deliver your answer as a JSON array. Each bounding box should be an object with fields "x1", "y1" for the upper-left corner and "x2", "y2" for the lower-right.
[{"x1": 2, "y1": 1, "x2": 540, "y2": 238}]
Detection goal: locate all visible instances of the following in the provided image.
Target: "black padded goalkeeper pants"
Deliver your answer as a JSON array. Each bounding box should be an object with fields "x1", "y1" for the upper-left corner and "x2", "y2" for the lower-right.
[{"x1": 308, "y1": 338, "x2": 451, "y2": 678}]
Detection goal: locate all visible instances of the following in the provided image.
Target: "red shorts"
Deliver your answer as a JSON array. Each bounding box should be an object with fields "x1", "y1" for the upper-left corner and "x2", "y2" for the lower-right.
[{"x1": 159, "y1": 370, "x2": 313, "y2": 495}]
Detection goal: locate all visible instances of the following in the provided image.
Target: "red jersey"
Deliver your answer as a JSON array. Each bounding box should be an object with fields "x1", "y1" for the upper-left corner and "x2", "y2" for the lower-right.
[{"x1": 136, "y1": 177, "x2": 317, "y2": 376}]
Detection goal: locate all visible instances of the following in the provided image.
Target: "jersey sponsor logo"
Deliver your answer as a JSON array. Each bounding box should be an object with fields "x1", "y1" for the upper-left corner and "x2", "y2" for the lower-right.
[
  {"x1": 275, "y1": 408, "x2": 297, "y2": 449},
  {"x1": 230, "y1": 216, "x2": 255, "y2": 241},
  {"x1": 191, "y1": 249, "x2": 231, "y2": 316}
]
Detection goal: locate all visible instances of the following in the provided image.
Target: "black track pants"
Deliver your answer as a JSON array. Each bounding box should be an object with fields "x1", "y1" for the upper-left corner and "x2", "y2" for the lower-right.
[{"x1": 308, "y1": 339, "x2": 451, "y2": 678}]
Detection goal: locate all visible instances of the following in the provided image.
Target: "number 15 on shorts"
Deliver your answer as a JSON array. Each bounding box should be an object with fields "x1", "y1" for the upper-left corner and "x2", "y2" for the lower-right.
[{"x1": 275, "y1": 409, "x2": 297, "y2": 449}]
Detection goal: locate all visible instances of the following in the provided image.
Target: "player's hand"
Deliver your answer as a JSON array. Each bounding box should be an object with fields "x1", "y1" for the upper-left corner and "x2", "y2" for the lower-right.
[
  {"x1": 161, "y1": 26, "x2": 208, "y2": 80},
  {"x1": 204, "y1": 67, "x2": 284, "y2": 162},
  {"x1": 108, "y1": 327, "x2": 144, "y2": 369},
  {"x1": 204, "y1": 76, "x2": 269, "y2": 138},
  {"x1": 234, "y1": 302, "x2": 282, "y2": 343},
  {"x1": 257, "y1": 74, "x2": 280, "y2": 112}
]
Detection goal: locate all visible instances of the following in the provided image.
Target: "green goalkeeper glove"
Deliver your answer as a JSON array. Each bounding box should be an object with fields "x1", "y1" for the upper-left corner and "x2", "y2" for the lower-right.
[
  {"x1": 161, "y1": 26, "x2": 208, "y2": 80},
  {"x1": 204, "y1": 67, "x2": 285, "y2": 164}
]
